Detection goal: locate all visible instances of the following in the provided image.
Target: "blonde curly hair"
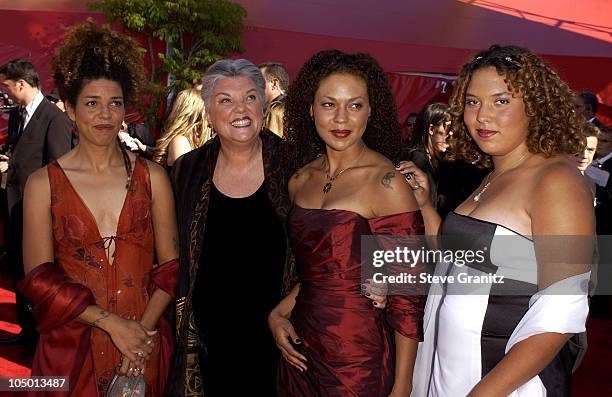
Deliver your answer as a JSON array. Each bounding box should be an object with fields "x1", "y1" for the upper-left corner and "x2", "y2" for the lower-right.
[
  {"x1": 153, "y1": 88, "x2": 213, "y2": 166},
  {"x1": 448, "y1": 45, "x2": 586, "y2": 168}
]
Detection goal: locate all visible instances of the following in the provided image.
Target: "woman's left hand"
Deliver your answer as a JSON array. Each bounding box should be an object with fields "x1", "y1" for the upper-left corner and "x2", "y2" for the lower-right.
[
  {"x1": 117, "y1": 321, "x2": 155, "y2": 376},
  {"x1": 118, "y1": 354, "x2": 149, "y2": 377},
  {"x1": 363, "y1": 278, "x2": 388, "y2": 309}
]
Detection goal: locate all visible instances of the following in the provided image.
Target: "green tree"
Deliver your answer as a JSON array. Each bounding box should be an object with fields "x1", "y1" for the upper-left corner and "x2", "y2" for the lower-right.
[{"x1": 88, "y1": 0, "x2": 246, "y2": 129}]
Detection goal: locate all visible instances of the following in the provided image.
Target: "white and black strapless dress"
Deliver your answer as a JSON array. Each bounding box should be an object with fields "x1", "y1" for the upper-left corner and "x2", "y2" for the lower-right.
[{"x1": 413, "y1": 212, "x2": 590, "y2": 397}]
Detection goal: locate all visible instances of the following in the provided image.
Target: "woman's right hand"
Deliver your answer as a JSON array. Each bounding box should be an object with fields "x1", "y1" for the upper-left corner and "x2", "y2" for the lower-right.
[
  {"x1": 395, "y1": 161, "x2": 433, "y2": 209},
  {"x1": 99, "y1": 315, "x2": 156, "y2": 363},
  {"x1": 268, "y1": 311, "x2": 307, "y2": 372}
]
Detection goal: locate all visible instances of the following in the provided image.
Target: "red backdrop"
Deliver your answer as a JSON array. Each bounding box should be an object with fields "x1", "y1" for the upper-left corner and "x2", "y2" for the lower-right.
[{"x1": 1, "y1": 9, "x2": 611, "y2": 142}]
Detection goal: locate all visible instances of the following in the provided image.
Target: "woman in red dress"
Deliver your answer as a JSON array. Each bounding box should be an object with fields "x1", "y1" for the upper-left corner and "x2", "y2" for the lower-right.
[
  {"x1": 17, "y1": 21, "x2": 179, "y2": 396},
  {"x1": 269, "y1": 50, "x2": 437, "y2": 396}
]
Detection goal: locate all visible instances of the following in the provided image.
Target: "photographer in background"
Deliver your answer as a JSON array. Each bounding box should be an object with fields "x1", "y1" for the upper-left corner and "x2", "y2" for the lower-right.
[{"x1": 118, "y1": 120, "x2": 155, "y2": 159}]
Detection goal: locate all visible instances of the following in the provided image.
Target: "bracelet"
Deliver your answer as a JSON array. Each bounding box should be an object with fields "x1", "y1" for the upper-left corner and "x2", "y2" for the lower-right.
[{"x1": 92, "y1": 310, "x2": 110, "y2": 328}]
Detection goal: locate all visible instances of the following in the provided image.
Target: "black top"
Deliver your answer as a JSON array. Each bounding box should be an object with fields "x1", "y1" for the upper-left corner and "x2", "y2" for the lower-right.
[
  {"x1": 406, "y1": 148, "x2": 437, "y2": 207},
  {"x1": 193, "y1": 181, "x2": 286, "y2": 394},
  {"x1": 436, "y1": 160, "x2": 487, "y2": 219},
  {"x1": 126, "y1": 123, "x2": 155, "y2": 159}
]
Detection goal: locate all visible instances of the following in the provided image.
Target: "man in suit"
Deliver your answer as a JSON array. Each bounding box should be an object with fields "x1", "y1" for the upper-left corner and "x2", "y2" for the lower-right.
[
  {"x1": 592, "y1": 126, "x2": 612, "y2": 168},
  {"x1": 259, "y1": 62, "x2": 288, "y2": 137},
  {"x1": 577, "y1": 91, "x2": 605, "y2": 129},
  {"x1": 581, "y1": 125, "x2": 612, "y2": 318},
  {"x1": 0, "y1": 59, "x2": 73, "y2": 348}
]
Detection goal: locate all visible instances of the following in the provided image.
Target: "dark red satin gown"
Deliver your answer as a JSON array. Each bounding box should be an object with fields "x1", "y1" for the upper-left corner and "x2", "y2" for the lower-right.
[{"x1": 277, "y1": 207, "x2": 425, "y2": 397}]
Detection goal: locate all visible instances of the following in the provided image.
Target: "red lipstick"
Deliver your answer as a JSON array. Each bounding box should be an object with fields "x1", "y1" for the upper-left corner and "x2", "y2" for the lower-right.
[
  {"x1": 331, "y1": 129, "x2": 351, "y2": 138},
  {"x1": 477, "y1": 129, "x2": 497, "y2": 138}
]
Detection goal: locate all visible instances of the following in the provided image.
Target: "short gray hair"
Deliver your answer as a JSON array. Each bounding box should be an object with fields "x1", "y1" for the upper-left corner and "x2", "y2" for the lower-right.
[{"x1": 201, "y1": 59, "x2": 266, "y2": 111}]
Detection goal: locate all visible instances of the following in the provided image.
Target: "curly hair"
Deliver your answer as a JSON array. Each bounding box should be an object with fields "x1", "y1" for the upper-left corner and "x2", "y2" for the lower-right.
[
  {"x1": 448, "y1": 45, "x2": 585, "y2": 168},
  {"x1": 284, "y1": 50, "x2": 401, "y2": 171},
  {"x1": 52, "y1": 19, "x2": 145, "y2": 106},
  {"x1": 153, "y1": 88, "x2": 213, "y2": 166}
]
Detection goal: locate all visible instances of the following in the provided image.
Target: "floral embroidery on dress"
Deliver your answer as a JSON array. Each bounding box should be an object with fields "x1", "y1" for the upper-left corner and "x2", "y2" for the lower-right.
[
  {"x1": 58, "y1": 214, "x2": 88, "y2": 246},
  {"x1": 129, "y1": 198, "x2": 151, "y2": 235},
  {"x1": 73, "y1": 247, "x2": 103, "y2": 269}
]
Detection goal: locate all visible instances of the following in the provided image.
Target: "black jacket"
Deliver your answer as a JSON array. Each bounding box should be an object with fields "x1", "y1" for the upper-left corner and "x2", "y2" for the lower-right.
[
  {"x1": 6, "y1": 98, "x2": 73, "y2": 218},
  {"x1": 165, "y1": 129, "x2": 296, "y2": 396}
]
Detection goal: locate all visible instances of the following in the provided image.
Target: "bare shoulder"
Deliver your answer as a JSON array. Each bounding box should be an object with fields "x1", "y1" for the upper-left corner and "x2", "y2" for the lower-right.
[
  {"x1": 145, "y1": 157, "x2": 168, "y2": 180},
  {"x1": 367, "y1": 152, "x2": 419, "y2": 215},
  {"x1": 170, "y1": 135, "x2": 191, "y2": 147},
  {"x1": 368, "y1": 153, "x2": 405, "y2": 192},
  {"x1": 27, "y1": 165, "x2": 50, "y2": 187},
  {"x1": 25, "y1": 166, "x2": 51, "y2": 201},
  {"x1": 144, "y1": 157, "x2": 172, "y2": 196},
  {"x1": 530, "y1": 156, "x2": 594, "y2": 234},
  {"x1": 532, "y1": 156, "x2": 590, "y2": 199},
  {"x1": 288, "y1": 157, "x2": 322, "y2": 198}
]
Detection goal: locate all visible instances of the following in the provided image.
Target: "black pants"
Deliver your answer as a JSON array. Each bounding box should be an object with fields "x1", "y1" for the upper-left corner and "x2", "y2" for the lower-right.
[{"x1": 4, "y1": 199, "x2": 38, "y2": 343}]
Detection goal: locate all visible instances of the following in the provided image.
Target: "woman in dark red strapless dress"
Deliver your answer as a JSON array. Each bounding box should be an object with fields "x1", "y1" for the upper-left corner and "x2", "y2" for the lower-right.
[
  {"x1": 277, "y1": 207, "x2": 424, "y2": 396},
  {"x1": 270, "y1": 50, "x2": 436, "y2": 397}
]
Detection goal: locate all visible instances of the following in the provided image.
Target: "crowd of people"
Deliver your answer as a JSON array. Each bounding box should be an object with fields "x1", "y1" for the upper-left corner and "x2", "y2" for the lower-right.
[{"x1": 0, "y1": 19, "x2": 609, "y2": 397}]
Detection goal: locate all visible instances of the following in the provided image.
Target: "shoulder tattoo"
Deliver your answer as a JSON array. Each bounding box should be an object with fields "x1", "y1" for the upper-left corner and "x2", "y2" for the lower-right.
[{"x1": 381, "y1": 171, "x2": 396, "y2": 189}]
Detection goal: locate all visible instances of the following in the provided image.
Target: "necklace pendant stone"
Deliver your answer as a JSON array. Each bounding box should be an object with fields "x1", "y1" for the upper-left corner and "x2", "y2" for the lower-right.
[
  {"x1": 473, "y1": 182, "x2": 490, "y2": 202},
  {"x1": 323, "y1": 182, "x2": 333, "y2": 194}
]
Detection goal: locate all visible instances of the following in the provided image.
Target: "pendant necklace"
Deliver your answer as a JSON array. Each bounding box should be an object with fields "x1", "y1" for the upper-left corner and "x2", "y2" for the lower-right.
[
  {"x1": 323, "y1": 145, "x2": 366, "y2": 194},
  {"x1": 473, "y1": 151, "x2": 530, "y2": 202}
]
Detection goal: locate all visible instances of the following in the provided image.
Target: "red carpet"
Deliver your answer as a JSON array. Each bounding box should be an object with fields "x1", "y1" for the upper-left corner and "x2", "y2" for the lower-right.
[
  {"x1": 572, "y1": 317, "x2": 612, "y2": 396},
  {"x1": 0, "y1": 277, "x2": 610, "y2": 395},
  {"x1": 0, "y1": 286, "x2": 32, "y2": 377}
]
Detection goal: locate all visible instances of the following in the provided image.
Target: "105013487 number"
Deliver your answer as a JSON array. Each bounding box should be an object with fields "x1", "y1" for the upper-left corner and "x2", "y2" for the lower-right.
[{"x1": 0, "y1": 376, "x2": 69, "y2": 391}]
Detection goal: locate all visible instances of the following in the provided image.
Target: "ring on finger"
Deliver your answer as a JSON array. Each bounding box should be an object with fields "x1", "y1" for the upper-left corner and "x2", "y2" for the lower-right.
[
  {"x1": 136, "y1": 351, "x2": 145, "y2": 358},
  {"x1": 146, "y1": 339, "x2": 153, "y2": 346}
]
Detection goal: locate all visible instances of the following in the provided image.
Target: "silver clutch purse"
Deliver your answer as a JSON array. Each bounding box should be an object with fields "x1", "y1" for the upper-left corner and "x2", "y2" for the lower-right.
[{"x1": 107, "y1": 374, "x2": 146, "y2": 397}]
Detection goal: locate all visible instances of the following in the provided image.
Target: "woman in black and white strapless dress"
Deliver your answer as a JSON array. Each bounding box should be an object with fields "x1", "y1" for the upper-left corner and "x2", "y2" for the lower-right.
[{"x1": 399, "y1": 45, "x2": 594, "y2": 397}]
